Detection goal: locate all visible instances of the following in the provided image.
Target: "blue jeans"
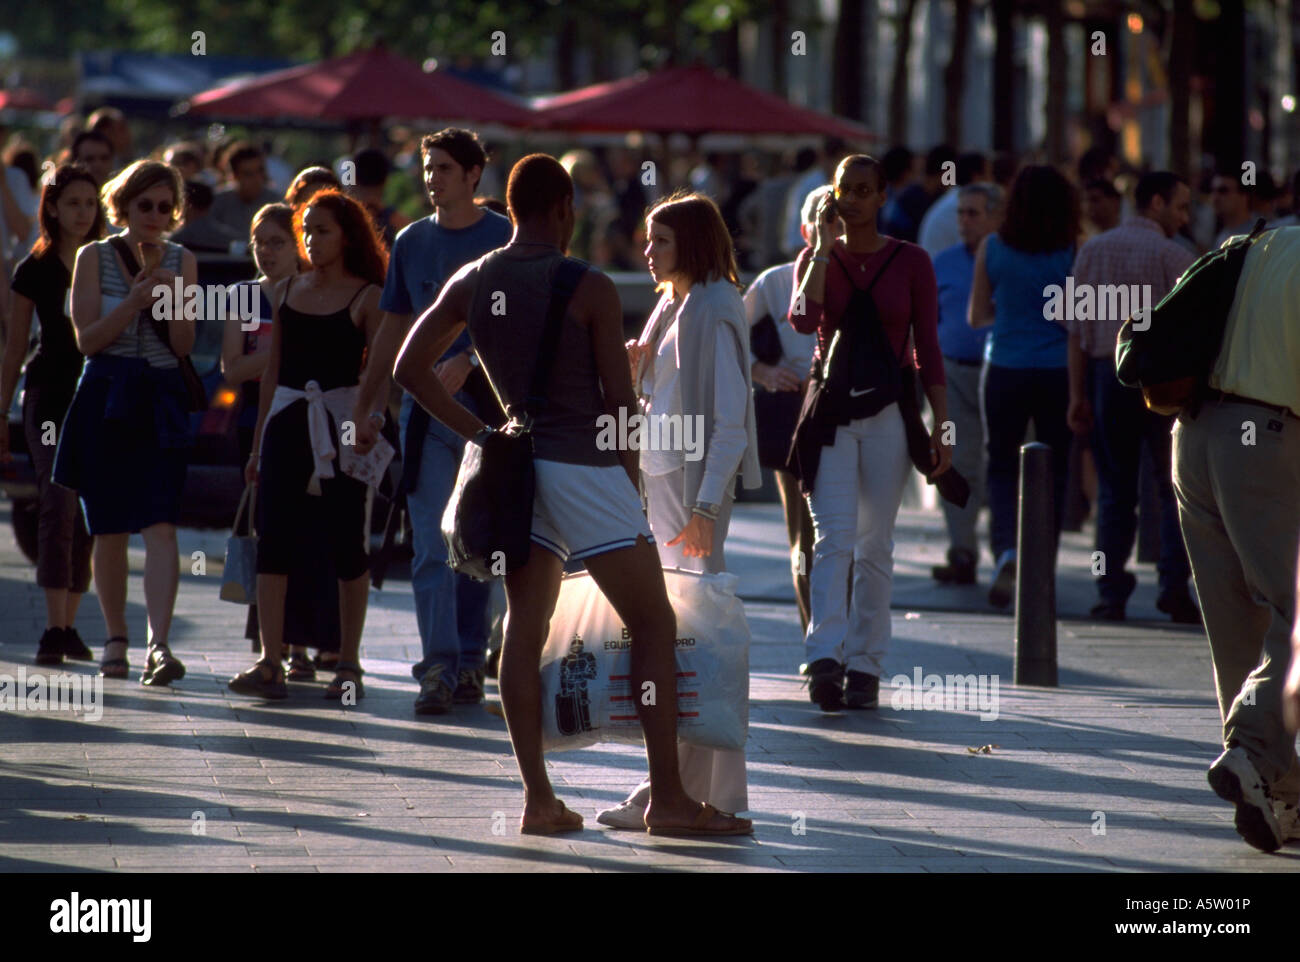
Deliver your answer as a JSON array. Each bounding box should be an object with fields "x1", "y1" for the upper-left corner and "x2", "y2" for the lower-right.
[
  {"x1": 982, "y1": 364, "x2": 1071, "y2": 561},
  {"x1": 1087, "y1": 357, "x2": 1191, "y2": 601},
  {"x1": 399, "y1": 392, "x2": 491, "y2": 683}
]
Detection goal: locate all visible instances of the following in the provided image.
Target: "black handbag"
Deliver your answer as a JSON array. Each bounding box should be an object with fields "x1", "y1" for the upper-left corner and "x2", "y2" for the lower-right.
[
  {"x1": 108, "y1": 236, "x2": 208, "y2": 412},
  {"x1": 441, "y1": 257, "x2": 588, "y2": 582},
  {"x1": 750, "y1": 312, "x2": 806, "y2": 471}
]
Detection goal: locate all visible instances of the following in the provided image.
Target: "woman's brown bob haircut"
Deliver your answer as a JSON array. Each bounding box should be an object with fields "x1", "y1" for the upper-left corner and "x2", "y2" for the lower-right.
[
  {"x1": 102, "y1": 160, "x2": 184, "y2": 230},
  {"x1": 645, "y1": 191, "x2": 740, "y2": 292}
]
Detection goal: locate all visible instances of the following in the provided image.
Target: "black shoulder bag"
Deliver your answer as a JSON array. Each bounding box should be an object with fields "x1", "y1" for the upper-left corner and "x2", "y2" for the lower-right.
[
  {"x1": 108, "y1": 235, "x2": 208, "y2": 411},
  {"x1": 441, "y1": 257, "x2": 588, "y2": 582},
  {"x1": 784, "y1": 242, "x2": 904, "y2": 493}
]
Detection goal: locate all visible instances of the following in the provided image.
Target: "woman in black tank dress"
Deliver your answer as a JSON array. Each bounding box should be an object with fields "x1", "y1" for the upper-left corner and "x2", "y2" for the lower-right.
[{"x1": 229, "y1": 190, "x2": 390, "y2": 700}]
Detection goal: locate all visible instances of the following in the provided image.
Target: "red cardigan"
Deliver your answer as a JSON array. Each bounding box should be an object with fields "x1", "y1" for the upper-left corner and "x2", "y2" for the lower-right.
[{"x1": 789, "y1": 238, "x2": 945, "y2": 389}]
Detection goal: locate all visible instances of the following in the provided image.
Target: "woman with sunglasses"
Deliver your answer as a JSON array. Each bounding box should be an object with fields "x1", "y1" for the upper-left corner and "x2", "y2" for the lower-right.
[
  {"x1": 0, "y1": 164, "x2": 106, "y2": 665},
  {"x1": 789, "y1": 155, "x2": 949, "y2": 713},
  {"x1": 53, "y1": 160, "x2": 195, "y2": 684}
]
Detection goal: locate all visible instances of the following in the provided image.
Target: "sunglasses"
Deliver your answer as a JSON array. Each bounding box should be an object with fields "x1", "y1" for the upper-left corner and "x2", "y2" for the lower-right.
[
  {"x1": 135, "y1": 199, "x2": 174, "y2": 215},
  {"x1": 834, "y1": 183, "x2": 878, "y2": 200}
]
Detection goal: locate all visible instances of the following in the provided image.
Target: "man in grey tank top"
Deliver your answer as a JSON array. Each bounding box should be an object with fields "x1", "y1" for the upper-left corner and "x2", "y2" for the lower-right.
[{"x1": 394, "y1": 154, "x2": 751, "y2": 838}]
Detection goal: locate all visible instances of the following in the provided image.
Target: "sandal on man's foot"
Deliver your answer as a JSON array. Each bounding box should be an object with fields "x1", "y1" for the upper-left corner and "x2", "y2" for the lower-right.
[
  {"x1": 286, "y1": 652, "x2": 316, "y2": 682},
  {"x1": 228, "y1": 659, "x2": 288, "y2": 700},
  {"x1": 99, "y1": 637, "x2": 130, "y2": 679},
  {"x1": 141, "y1": 646, "x2": 186, "y2": 687},
  {"x1": 520, "y1": 800, "x2": 584, "y2": 836},
  {"x1": 646, "y1": 803, "x2": 754, "y2": 837},
  {"x1": 325, "y1": 664, "x2": 364, "y2": 701}
]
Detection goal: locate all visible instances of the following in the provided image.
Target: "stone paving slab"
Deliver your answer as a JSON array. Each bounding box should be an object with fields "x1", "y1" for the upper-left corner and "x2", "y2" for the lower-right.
[{"x1": 2, "y1": 499, "x2": 1299, "y2": 872}]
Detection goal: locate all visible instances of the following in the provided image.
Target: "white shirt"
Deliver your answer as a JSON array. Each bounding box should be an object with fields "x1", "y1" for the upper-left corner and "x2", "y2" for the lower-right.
[
  {"x1": 742, "y1": 262, "x2": 816, "y2": 377},
  {"x1": 917, "y1": 188, "x2": 961, "y2": 257}
]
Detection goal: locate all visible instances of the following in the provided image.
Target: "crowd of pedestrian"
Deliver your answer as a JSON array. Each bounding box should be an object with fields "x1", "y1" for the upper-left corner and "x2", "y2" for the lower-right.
[{"x1": 1, "y1": 110, "x2": 1298, "y2": 848}]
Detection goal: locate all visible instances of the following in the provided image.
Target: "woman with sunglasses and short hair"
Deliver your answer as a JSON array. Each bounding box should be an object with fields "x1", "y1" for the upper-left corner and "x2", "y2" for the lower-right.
[
  {"x1": 53, "y1": 160, "x2": 196, "y2": 685},
  {"x1": 789, "y1": 155, "x2": 950, "y2": 713}
]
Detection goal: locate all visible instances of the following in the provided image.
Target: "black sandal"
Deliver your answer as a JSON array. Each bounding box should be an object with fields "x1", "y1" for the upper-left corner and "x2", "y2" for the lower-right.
[
  {"x1": 325, "y1": 663, "x2": 364, "y2": 701},
  {"x1": 141, "y1": 646, "x2": 186, "y2": 687},
  {"x1": 100, "y1": 637, "x2": 129, "y2": 679},
  {"x1": 287, "y1": 652, "x2": 316, "y2": 682},
  {"x1": 228, "y1": 659, "x2": 288, "y2": 700}
]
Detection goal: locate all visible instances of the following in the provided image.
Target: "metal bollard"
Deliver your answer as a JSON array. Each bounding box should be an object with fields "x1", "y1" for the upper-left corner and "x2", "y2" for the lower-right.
[{"x1": 1015, "y1": 442, "x2": 1058, "y2": 686}]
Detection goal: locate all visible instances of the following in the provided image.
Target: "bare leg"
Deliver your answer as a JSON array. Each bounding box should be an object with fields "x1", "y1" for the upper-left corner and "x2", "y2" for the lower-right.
[
  {"x1": 93, "y1": 534, "x2": 130, "y2": 651},
  {"x1": 43, "y1": 588, "x2": 67, "y2": 630},
  {"x1": 337, "y1": 571, "x2": 369, "y2": 666},
  {"x1": 776, "y1": 470, "x2": 813, "y2": 632},
  {"x1": 499, "y1": 545, "x2": 575, "y2": 830},
  {"x1": 66, "y1": 591, "x2": 84, "y2": 627},
  {"x1": 256, "y1": 573, "x2": 288, "y2": 665},
  {"x1": 140, "y1": 523, "x2": 179, "y2": 648}
]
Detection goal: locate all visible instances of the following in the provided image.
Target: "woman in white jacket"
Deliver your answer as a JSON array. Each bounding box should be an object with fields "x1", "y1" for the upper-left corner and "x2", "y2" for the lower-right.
[{"x1": 598, "y1": 191, "x2": 762, "y2": 830}]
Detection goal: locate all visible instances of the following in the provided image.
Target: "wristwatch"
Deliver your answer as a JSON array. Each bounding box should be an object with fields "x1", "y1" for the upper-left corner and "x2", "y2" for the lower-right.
[
  {"x1": 367, "y1": 410, "x2": 385, "y2": 427},
  {"x1": 692, "y1": 501, "x2": 720, "y2": 521}
]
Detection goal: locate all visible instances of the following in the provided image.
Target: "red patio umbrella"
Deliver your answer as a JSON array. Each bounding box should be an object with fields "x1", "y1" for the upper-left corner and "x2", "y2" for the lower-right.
[
  {"x1": 181, "y1": 45, "x2": 532, "y2": 127},
  {"x1": 0, "y1": 89, "x2": 54, "y2": 112},
  {"x1": 532, "y1": 64, "x2": 872, "y2": 141}
]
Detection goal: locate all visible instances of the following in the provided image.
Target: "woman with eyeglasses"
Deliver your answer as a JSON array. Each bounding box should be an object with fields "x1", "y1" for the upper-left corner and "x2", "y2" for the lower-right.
[
  {"x1": 789, "y1": 155, "x2": 949, "y2": 713},
  {"x1": 228, "y1": 190, "x2": 390, "y2": 701},
  {"x1": 53, "y1": 160, "x2": 196, "y2": 685},
  {"x1": 221, "y1": 203, "x2": 342, "y2": 681}
]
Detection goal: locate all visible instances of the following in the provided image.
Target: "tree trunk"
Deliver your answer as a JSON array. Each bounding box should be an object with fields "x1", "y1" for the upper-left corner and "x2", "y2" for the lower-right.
[
  {"x1": 771, "y1": 0, "x2": 789, "y2": 96},
  {"x1": 1045, "y1": 0, "x2": 1067, "y2": 164},
  {"x1": 834, "y1": 0, "x2": 866, "y2": 121},
  {"x1": 887, "y1": 0, "x2": 919, "y2": 142},
  {"x1": 721, "y1": 19, "x2": 742, "y2": 77},
  {"x1": 992, "y1": 0, "x2": 1015, "y2": 151},
  {"x1": 1168, "y1": 0, "x2": 1193, "y2": 178},
  {"x1": 1210, "y1": 0, "x2": 1246, "y2": 172},
  {"x1": 556, "y1": 15, "x2": 578, "y2": 89},
  {"x1": 943, "y1": 0, "x2": 973, "y2": 146}
]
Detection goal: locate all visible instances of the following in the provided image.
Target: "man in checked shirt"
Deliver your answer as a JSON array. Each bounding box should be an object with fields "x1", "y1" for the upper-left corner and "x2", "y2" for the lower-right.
[{"x1": 1065, "y1": 171, "x2": 1201, "y2": 624}]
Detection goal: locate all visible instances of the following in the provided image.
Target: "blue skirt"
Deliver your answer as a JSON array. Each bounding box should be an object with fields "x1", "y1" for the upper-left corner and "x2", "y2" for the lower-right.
[{"x1": 52, "y1": 354, "x2": 191, "y2": 535}]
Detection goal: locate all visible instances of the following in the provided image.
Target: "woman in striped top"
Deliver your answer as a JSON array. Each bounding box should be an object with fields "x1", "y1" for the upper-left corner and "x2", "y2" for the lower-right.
[{"x1": 54, "y1": 160, "x2": 197, "y2": 686}]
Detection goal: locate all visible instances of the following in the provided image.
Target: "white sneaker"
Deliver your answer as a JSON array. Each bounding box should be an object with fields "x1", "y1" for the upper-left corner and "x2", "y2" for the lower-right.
[
  {"x1": 596, "y1": 800, "x2": 647, "y2": 830},
  {"x1": 1274, "y1": 799, "x2": 1300, "y2": 842},
  {"x1": 1207, "y1": 746, "x2": 1283, "y2": 852}
]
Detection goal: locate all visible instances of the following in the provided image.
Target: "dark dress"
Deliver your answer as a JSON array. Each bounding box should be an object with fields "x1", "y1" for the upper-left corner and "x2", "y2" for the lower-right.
[
  {"x1": 232, "y1": 280, "x2": 341, "y2": 653},
  {"x1": 255, "y1": 278, "x2": 370, "y2": 582}
]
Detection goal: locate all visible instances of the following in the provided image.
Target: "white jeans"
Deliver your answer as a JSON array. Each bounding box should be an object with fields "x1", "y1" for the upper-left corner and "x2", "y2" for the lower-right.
[{"x1": 804, "y1": 403, "x2": 911, "y2": 676}]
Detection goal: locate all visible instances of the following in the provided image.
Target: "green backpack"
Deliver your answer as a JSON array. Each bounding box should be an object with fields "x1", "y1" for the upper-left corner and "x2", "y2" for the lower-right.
[{"x1": 1115, "y1": 218, "x2": 1270, "y2": 415}]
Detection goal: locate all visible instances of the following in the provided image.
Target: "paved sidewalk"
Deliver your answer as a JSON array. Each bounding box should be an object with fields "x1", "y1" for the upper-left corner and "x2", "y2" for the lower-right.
[{"x1": 1, "y1": 499, "x2": 1297, "y2": 872}]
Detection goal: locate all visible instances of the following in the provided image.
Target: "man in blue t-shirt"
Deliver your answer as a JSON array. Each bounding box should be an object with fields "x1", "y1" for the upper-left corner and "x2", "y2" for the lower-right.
[
  {"x1": 929, "y1": 183, "x2": 1001, "y2": 586},
  {"x1": 351, "y1": 128, "x2": 511, "y2": 714}
]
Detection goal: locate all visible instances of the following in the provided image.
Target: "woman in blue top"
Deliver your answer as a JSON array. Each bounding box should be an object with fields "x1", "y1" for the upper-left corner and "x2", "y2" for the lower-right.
[{"x1": 968, "y1": 165, "x2": 1078, "y2": 607}]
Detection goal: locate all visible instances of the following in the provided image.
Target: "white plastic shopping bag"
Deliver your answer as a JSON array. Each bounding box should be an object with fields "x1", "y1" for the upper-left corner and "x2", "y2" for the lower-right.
[{"x1": 539, "y1": 567, "x2": 750, "y2": 752}]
